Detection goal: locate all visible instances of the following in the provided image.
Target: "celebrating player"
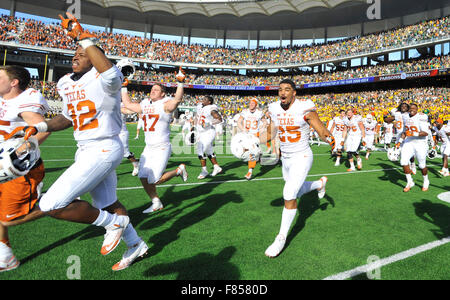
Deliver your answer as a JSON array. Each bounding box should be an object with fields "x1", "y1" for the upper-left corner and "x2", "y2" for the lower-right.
[
  {"x1": 329, "y1": 109, "x2": 346, "y2": 166},
  {"x1": 121, "y1": 69, "x2": 188, "y2": 214},
  {"x1": 399, "y1": 104, "x2": 431, "y2": 192},
  {"x1": 0, "y1": 65, "x2": 50, "y2": 272},
  {"x1": 237, "y1": 98, "x2": 266, "y2": 180},
  {"x1": 435, "y1": 119, "x2": 449, "y2": 177},
  {"x1": 27, "y1": 13, "x2": 147, "y2": 271},
  {"x1": 195, "y1": 96, "x2": 223, "y2": 179},
  {"x1": 260, "y1": 79, "x2": 335, "y2": 258},
  {"x1": 363, "y1": 113, "x2": 378, "y2": 160},
  {"x1": 342, "y1": 108, "x2": 365, "y2": 171}
]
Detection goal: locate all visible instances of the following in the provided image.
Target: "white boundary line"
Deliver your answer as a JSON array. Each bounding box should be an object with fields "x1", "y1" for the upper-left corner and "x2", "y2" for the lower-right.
[
  {"x1": 116, "y1": 167, "x2": 400, "y2": 191},
  {"x1": 323, "y1": 236, "x2": 450, "y2": 280}
]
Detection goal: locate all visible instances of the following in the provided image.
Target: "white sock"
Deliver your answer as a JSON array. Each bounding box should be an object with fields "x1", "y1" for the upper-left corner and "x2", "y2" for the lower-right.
[
  {"x1": 132, "y1": 161, "x2": 139, "y2": 168},
  {"x1": 248, "y1": 168, "x2": 253, "y2": 173},
  {"x1": 406, "y1": 174, "x2": 413, "y2": 184},
  {"x1": 92, "y1": 210, "x2": 117, "y2": 228},
  {"x1": 350, "y1": 161, "x2": 355, "y2": 169},
  {"x1": 202, "y1": 166, "x2": 207, "y2": 172},
  {"x1": 423, "y1": 174, "x2": 429, "y2": 182},
  {"x1": 122, "y1": 224, "x2": 141, "y2": 247},
  {"x1": 336, "y1": 157, "x2": 341, "y2": 164},
  {"x1": 279, "y1": 207, "x2": 297, "y2": 238}
]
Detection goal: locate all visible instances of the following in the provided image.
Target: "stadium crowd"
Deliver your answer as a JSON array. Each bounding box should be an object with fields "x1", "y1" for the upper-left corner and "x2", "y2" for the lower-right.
[
  {"x1": 132, "y1": 54, "x2": 450, "y2": 85},
  {"x1": 0, "y1": 14, "x2": 448, "y2": 66}
]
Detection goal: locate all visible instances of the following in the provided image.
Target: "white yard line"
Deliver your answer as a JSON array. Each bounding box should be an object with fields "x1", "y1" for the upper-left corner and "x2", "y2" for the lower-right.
[
  {"x1": 116, "y1": 167, "x2": 401, "y2": 191},
  {"x1": 323, "y1": 236, "x2": 450, "y2": 280}
]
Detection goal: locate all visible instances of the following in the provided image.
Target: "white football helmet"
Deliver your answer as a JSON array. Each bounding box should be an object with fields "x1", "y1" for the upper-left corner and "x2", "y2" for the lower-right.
[
  {"x1": 230, "y1": 132, "x2": 262, "y2": 162},
  {"x1": 427, "y1": 148, "x2": 437, "y2": 159},
  {"x1": 387, "y1": 147, "x2": 401, "y2": 162},
  {"x1": 116, "y1": 58, "x2": 136, "y2": 80},
  {"x1": 0, "y1": 136, "x2": 40, "y2": 183}
]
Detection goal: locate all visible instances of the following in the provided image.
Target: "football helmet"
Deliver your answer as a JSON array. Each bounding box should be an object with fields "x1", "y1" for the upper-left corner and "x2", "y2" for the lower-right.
[
  {"x1": 116, "y1": 58, "x2": 136, "y2": 80},
  {"x1": 0, "y1": 136, "x2": 40, "y2": 183},
  {"x1": 387, "y1": 147, "x2": 400, "y2": 162},
  {"x1": 230, "y1": 133, "x2": 262, "y2": 162},
  {"x1": 427, "y1": 148, "x2": 437, "y2": 159},
  {"x1": 184, "y1": 129, "x2": 198, "y2": 146}
]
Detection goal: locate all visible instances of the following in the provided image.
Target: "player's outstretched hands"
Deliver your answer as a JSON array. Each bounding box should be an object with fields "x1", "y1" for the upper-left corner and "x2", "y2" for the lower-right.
[{"x1": 59, "y1": 12, "x2": 95, "y2": 41}]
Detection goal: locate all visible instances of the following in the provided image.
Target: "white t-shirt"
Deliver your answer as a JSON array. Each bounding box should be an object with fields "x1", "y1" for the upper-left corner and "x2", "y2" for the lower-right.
[{"x1": 58, "y1": 66, "x2": 123, "y2": 143}]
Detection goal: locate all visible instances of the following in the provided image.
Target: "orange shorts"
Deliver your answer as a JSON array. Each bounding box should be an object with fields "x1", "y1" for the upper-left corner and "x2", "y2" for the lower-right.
[{"x1": 0, "y1": 160, "x2": 44, "y2": 222}]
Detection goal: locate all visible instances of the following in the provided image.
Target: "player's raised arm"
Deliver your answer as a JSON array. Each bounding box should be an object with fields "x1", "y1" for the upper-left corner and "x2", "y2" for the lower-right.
[
  {"x1": 59, "y1": 12, "x2": 112, "y2": 74},
  {"x1": 121, "y1": 81, "x2": 142, "y2": 114},
  {"x1": 164, "y1": 67, "x2": 185, "y2": 113}
]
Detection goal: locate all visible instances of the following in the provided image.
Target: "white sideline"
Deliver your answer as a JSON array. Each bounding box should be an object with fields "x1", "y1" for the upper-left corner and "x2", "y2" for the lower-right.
[{"x1": 323, "y1": 236, "x2": 450, "y2": 280}]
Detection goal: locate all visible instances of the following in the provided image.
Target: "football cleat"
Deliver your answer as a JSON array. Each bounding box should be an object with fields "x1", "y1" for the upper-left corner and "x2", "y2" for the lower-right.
[
  {"x1": 317, "y1": 176, "x2": 328, "y2": 199},
  {"x1": 132, "y1": 165, "x2": 139, "y2": 176},
  {"x1": 101, "y1": 215, "x2": 130, "y2": 256},
  {"x1": 438, "y1": 170, "x2": 449, "y2": 177},
  {"x1": 0, "y1": 255, "x2": 19, "y2": 273},
  {"x1": 347, "y1": 167, "x2": 356, "y2": 172},
  {"x1": 211, "y1": 165, "x2": 222, "y2": 177},
  {"x1": 112, "y1": 239, "x2": 149, "y2": 271},
  {"x1": 142, "y1": 199, "x2": 164, "y2": 214},
  {"x1": 403, "y1": 182, "x2": 415, "y2": 192},
  {"x1": 177, "y1": 164, "x2": 188, "y2": 182},
  {"x1": 265, "y1": 234, "x2": 286, "y2": 258},
  {"x1": 245, "y1": 171, "x2": 252, "y2": 180},
  {"x1": 197, "y1": 169, "x2": 209, "y2": 180}
]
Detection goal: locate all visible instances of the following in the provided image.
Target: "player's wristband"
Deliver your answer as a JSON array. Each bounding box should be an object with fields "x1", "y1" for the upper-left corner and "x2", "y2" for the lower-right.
[
  {"x1": 177, "y1": 82, "x2": 184, "y2": 88},
  {"x1": 398, "y1": 138, "x2": 404, "y2": 144},
  {"x1": 34, "y1": 121, "x2": 48, "y2": 133},
  {"x1": 78, "y1": 38, "x2": 95, "y2": 49},
  {"x1": 121, "y1": 86, "x2": 128, "y2": 93}
]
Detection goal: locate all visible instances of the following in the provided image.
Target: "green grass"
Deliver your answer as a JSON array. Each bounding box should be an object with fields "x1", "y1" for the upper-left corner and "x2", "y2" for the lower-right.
[{"x1": 1, "y1": 124, "x2": 449, "y2": 280}]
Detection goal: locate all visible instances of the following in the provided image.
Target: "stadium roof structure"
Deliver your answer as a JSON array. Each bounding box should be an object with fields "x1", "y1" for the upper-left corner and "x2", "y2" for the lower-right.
[{"x1": 3, "y1": 0, "x2": 450, "y2": 41}]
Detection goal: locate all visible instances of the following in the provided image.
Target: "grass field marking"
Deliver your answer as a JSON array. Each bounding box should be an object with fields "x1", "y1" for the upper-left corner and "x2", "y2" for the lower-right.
[
  {"x1": 116, "y1": 167, "x2": 401, "y2": 191},
  {"x1": 323, "y1": 236, "x2": 450, "y2": 280}
]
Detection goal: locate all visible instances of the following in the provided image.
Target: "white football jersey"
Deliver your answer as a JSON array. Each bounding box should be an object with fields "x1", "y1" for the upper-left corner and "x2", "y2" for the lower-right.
[
  {"x1": 390, "y1": 108, "x2": 408, "y2": 135},
  {"x1": 404, "y1": 113, "x2": 429, "y2": 143},
  {"x1": 363, "y1": 119, "x2": 378, "y2": 136},
  {"x1": 437, "y1": 124, "x2": 450, "y2": 147},
  {"x1": 0, "y1": 88, "x2": 48, "y2": 141},
  {"x1": 331, "y1": 116, "x2": 346, "y2": 137},
  {"x1": 58, "y1": 67, "x2": 123, "y2": 143},
  {"x1": 197, "y1": 104, "x2": 219, "y2": 132},
  {"x1": 344, "y1": 115, "x2": 363, "y2": 136},
  {"x1": 140, "y1": 97, "x2": 172, "y2": 147},
  {"x1": 383, "y1": 122, "x2": 394, "y2": 135},
  {"x1": 240, "y1": 108, "x2": 264, "y2": 135},
  {"x1": 269, "y1": 99, "x2": 316, "y2": 156}
]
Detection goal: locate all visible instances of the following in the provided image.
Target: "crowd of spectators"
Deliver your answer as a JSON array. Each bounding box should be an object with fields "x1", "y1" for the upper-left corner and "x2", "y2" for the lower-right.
[
  {"x1": 132, "y1": 54, "x2": 450, "y2": 86},
  {"x1": 1, "y1": 14, "x2": 448, "y2": 66}
]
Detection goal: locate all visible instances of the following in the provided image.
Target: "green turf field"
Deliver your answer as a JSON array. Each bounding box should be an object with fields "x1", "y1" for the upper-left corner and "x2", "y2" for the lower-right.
[{"x1": 1, "y1": 124, "x2": 449, "y2": 280}]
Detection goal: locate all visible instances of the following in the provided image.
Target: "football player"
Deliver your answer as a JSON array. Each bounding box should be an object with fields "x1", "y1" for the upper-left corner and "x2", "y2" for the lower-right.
[
  {"x1": 195, "y1": 96, "x2": 223, "y2": 179},
  {"x1": 121, "y1": 71, "x2": 188, "y2": 214},
  {"x1": 259, "y1": 79, "x2": 335, "y2": 258},
  {"x1": 329, "y1": 109, "x2": 346, "y2": 166},
  {"x1": 237, "y1": 98, "x2": 266, "y2": 180},
  {"x1": 363, "y1": 114, "x2": 379, "y2": 160},
  {"x1": 27, "y1": 13, "x2": 147, "y2": 271},
  {"x1": 399, "y1": 103, "x2": 431, "y2": 192},
  {"x1": 0, "y1": 65, "x2": 50, "y2": 272},
  {"x1": 436, "y1": 119, "x2": 449, "y2": 176},
  {"x1": 342, "y1": 108, "x2": 365, "y2": 171}
]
